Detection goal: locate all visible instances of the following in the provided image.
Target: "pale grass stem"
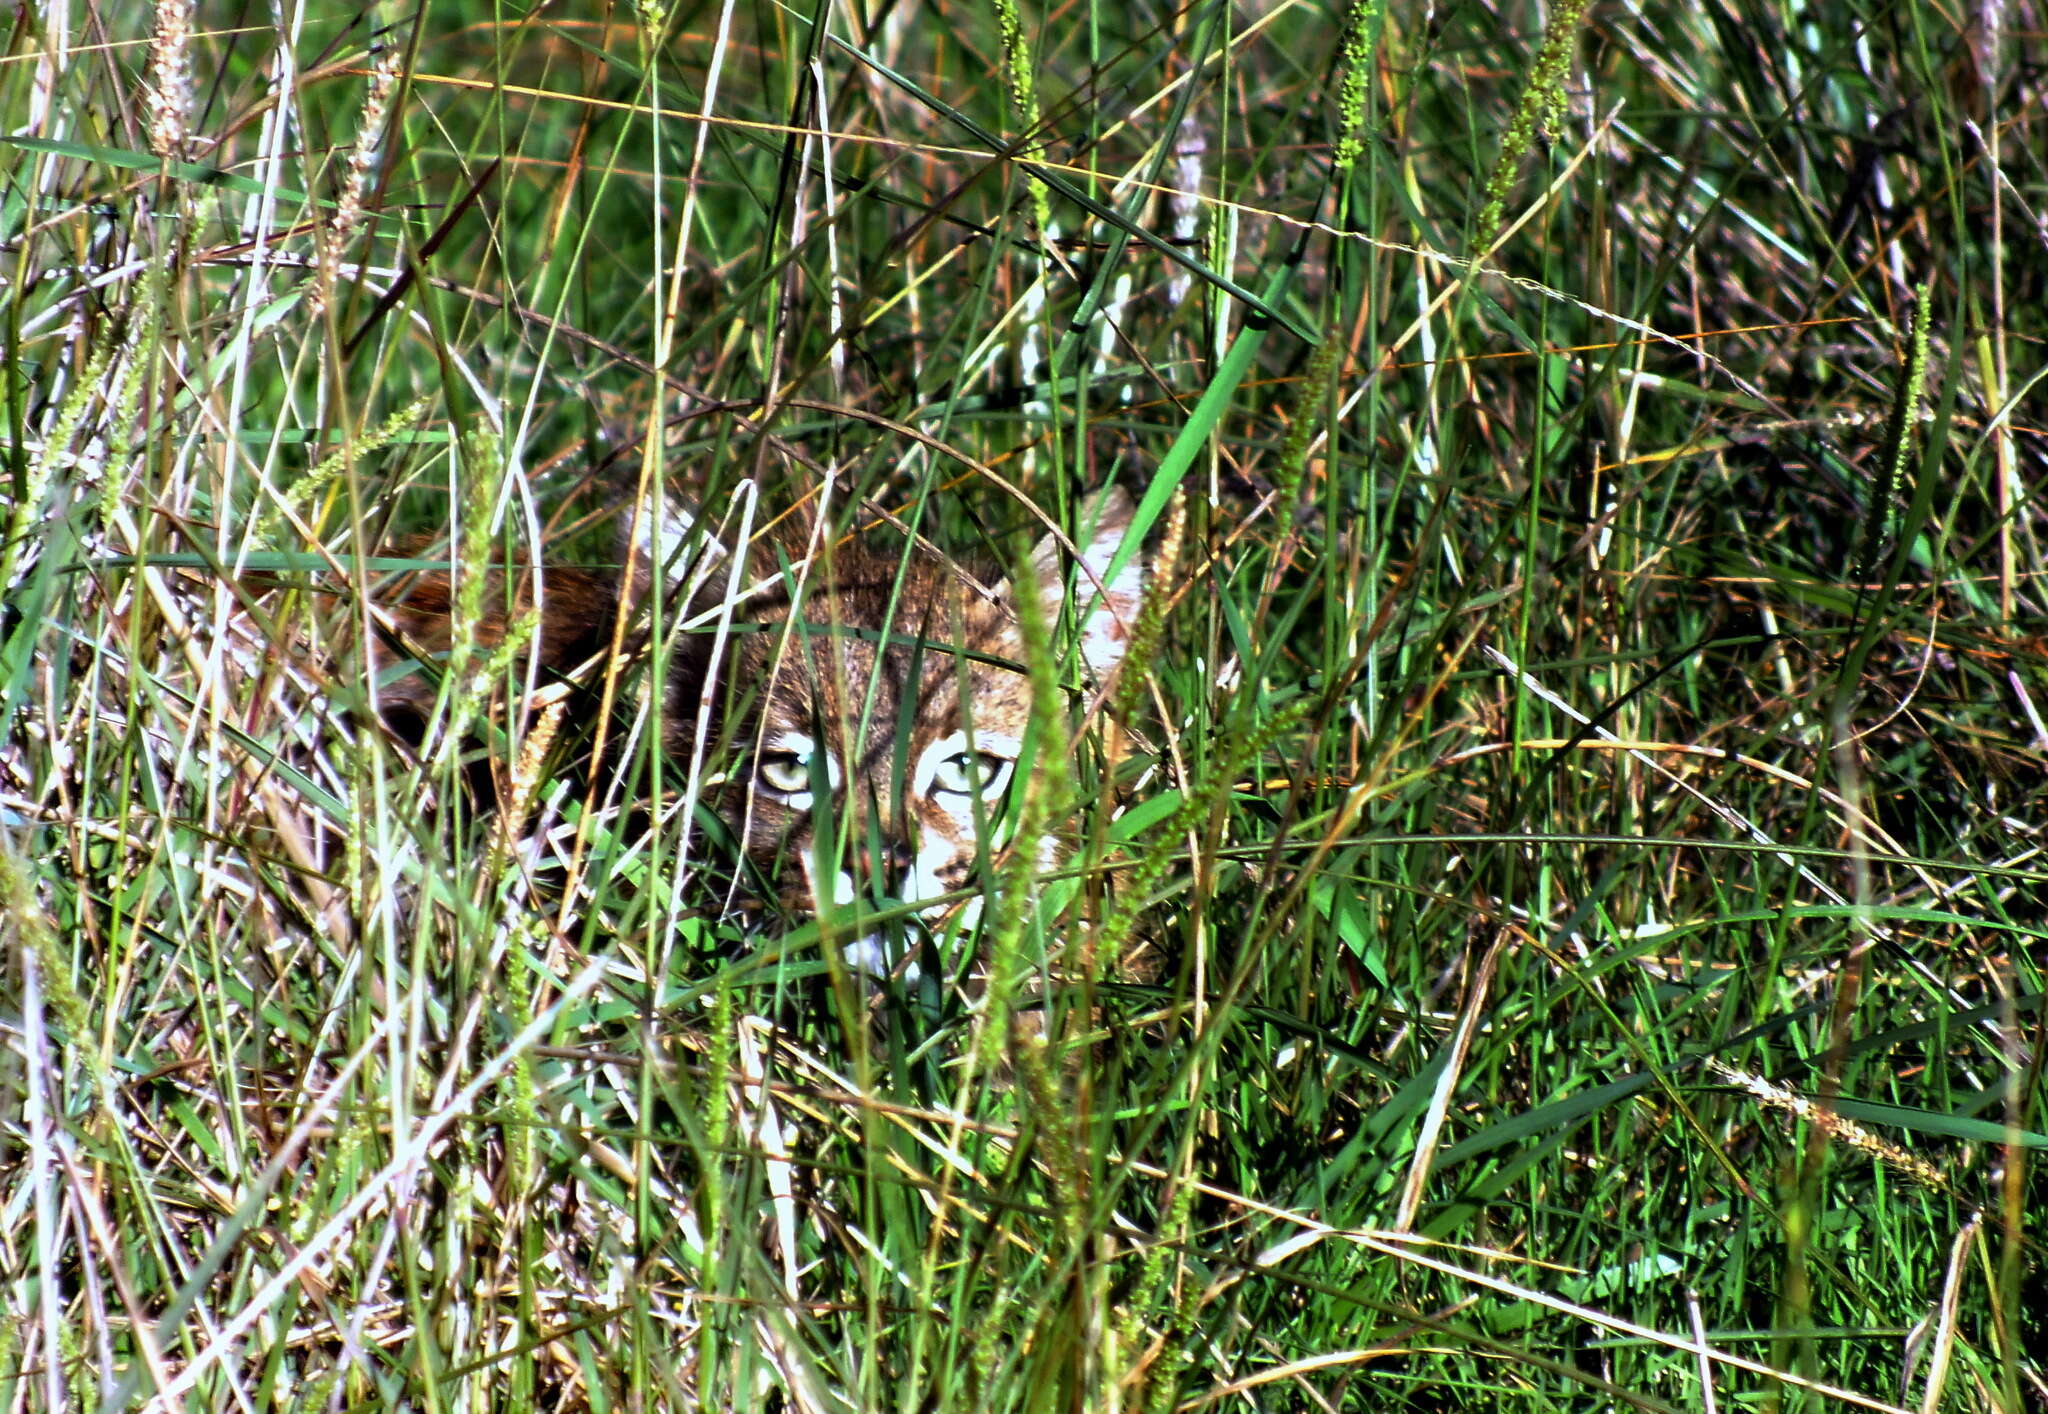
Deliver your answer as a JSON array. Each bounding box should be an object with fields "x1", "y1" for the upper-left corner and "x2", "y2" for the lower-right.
[{"x1": 1165, "y1": 123, "x2": 1206, "y2": 306}]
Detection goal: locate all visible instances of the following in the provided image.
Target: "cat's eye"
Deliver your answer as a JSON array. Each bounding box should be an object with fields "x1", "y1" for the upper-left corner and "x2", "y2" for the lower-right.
[
  {"x1": 755, "y1": 751, "x2": 812, "y2": 796},
  {"x1": 931, "y1": 750, "x2": 1014, "y2": 799}
]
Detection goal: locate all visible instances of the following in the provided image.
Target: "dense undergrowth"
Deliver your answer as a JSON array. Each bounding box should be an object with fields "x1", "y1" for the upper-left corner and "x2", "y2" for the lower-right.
[{"x1": 2, "y1": 0, "x2": 2046, "y2": 1408}]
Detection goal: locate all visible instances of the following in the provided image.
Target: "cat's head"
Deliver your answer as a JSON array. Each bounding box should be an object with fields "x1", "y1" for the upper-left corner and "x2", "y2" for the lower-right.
[{"x1": 661, "y1": 489, "x2": 1143, "y2": 975}]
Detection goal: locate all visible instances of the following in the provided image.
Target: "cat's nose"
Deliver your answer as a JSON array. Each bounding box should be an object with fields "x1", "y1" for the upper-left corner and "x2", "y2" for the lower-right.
[{"x1": 857, "y1": 838, "x2": 917, "y2": 896}]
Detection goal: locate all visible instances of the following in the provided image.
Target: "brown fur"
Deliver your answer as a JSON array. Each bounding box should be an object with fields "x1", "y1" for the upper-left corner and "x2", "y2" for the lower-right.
[{"x1": 355, "y1": 534, "x2": 631, "y2": 729}]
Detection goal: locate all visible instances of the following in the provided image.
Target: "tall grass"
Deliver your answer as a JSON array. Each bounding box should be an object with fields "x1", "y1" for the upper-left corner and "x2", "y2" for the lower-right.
[{"x1": 3, "y1": 0, "x2": 2045, "y2": 1409}]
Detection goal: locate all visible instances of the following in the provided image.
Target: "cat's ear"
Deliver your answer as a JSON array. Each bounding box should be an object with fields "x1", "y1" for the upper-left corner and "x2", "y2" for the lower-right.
[
  {"x1": 1025, "y1": 486, "x2": 1144, "y2": 682},
  {"x1": 618, "y1": 488, "x2": 727, "y2": 606}
]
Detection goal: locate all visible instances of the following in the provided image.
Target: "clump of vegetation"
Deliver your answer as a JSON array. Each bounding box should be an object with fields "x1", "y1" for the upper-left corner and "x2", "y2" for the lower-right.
[{"x1": 2, "y1": 0, "x2": 2044, "y2": 1409}]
